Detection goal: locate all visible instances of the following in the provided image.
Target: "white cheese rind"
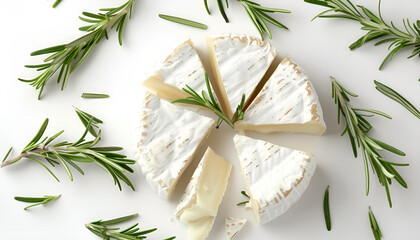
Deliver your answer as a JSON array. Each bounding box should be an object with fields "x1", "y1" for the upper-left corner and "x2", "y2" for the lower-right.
[
  {"x1": 235, "y1": 56, "x2": 326, "y2": 135},
  {"x1": 233, "y1": 134, "x2": 317, "y2": 224},
  {"x1": 142, "y1": 39, "x2": 207, "y2": 101},
  {"x1": 135, "y1": 92, "x2": 215, "y2": 199},
  {"x1": 175, "y1": 147, "x2": 232, "y2": 240},
  {"x1": 225, "y1": 217, "x2": 247, "y2": 240},
  {"x1": 208, "y1": 34, "x2": 278, "y2": 118}
]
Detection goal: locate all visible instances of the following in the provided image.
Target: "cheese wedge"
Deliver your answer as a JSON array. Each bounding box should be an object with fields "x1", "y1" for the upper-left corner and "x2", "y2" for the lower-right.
[
  {"x1": 235, "y1": 56, "x2": 326, "y2": 135},
  {"x1": 207, "y1": 34, "x2": 278, "y2": 118},
  {"x1": 226, "y1": 217, "x2": 247, "y2": 240},
  {"x1": 142, "y1": 39, "x2": 207, "y2": 102},
  {"x1": 136, "y1": 92, "x2": 215, "y2": 199},
  {"x1": 233, "y1": 134, "x2": 316, "y2": 224},
  {"x1": 175, "y1": 147, "x2": 232, "y2": 240}
]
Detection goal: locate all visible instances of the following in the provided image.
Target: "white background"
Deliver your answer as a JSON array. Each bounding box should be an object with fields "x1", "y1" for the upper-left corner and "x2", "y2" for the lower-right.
[{"x1": 1, "y1": 0, "x2": 419, "y2": 239}]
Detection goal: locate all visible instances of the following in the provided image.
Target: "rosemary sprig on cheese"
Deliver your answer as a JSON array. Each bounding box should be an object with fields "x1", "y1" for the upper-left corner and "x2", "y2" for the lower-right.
[
  {"x1": 86, "y1": 213, "x2": 176, "y2": 240},
  {"x1": 332, "y1": 77, "x2": 408, "y2": 207},
  {"x1": 374, "y1": 80, "x2": 420, "y2": 119},
  {"x1": 1, "y1": 118, "x2": 135, "y2": 191},
  {"x1": 305, "y1": 0, "x2": 420, "y2": 69},
  {"x1": 159, "y1": 14, "x2": 208, "y2": 29},
  {"x1": 172, "y1": 73, "x2": 245, "y2": 129},
  {"x1": 368, "y1": 207, "x2": 382, "y2": 240},
  {"x1": 14, "y1": 195, "x2": 61, "y2": 210},
  {"x1": 19, "y1": 0, "x2": 135, "y2": 99},
  {"x1": 236, "y1": 191, "x2": 250, "y2": 206},
  {"x1": 323, "y1": 186, "x2": 331, "y2": 231},
  {"x1": 204, "y1": 0, "x2": 289, "y2": 39}
]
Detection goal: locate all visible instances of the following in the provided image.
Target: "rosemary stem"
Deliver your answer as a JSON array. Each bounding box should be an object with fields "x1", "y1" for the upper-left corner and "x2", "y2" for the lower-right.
[{"x1": 1, "y1": 146, "x2": 67, "y2": 168}]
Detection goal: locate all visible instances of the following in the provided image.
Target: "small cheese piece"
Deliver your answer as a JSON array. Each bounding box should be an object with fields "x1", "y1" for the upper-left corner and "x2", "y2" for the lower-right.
[
  {"x1": 235, "y1": 56, "x2": 326, "y2": 135},
  {"x1": 175, "y1": 147, "x2": 232, "y2": 240},
  {"x1": 136, "y1": 92, "x2": 215, "y2": 199},
  {"x1": 233, "y1": 134, "x2": 316, "y2": 224},
  {"x1": 207, "y1": 34, "x2": 278, "y2": 118},
  {"x1": 142, "y1": 39, "x2": 208, "y2": 102},
  {"x1": 225, "y1": 217, "x2": 247, "y2": 240}
]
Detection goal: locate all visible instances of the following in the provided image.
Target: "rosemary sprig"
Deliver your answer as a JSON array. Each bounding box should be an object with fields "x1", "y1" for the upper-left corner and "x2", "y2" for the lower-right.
[
  {"x1": 86, "y1": 213, "x2": 176, "y2": 240},
  {"x1": 331, "y1": 77, "x2": 408, "y2": 207},
  {"x1": 159, "y1": 14, "x2": 208, "y2": 30},
  {"x1": 172, "y1": 72, "x2": 245, "y2": 129},
  {"x1": 305, "y1": 0, "x2": 420, "y2": 69},
  {"x1": 52, "y1": 0, "x2": 62, "y2": 8},
  {"x1": 74, "y1": 107, "x2": 103, "y2": 137},
  {"x1": 238, "y1": 0, "x2": 290, "y2": 39},
  {"x1": 19, "y1": 0, "x2": 135, "y2": 99},
  {"x1": 374, "y1": 80, "x2": 420, "y2": 119},
  {"x1": 323, "y1": 186, "x2": 331, "y2": 231},
  {"x1": 82, "y1": 93, "x2": 110, "y2": 99},
  {"x1": 204, "y1": 0, "x2": 289, "y2": 39},
  {"x1": 1, "y1": 118, "x2": 135, "y2": 191},
  {"x1": 14, "y1": 195, "x2": 61, "y2": 210},
  {"x1": 237, "y1": 190, "x2": 250, "y2": 206},
  {"x1": 368, "y1": 206, "x2": 382, "y2": 240}
]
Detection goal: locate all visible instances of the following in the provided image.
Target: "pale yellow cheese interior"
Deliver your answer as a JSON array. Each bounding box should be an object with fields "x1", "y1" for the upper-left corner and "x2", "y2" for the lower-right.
[
  {"x1": 142, "y1": 75, "x2": 189, "y2": 102},
  {"x1": 207, "y1": 37, "x2": 233, "y2": 119},
  {"x1": 178, "y1": 148, "x2": 232, "y2": 240},
  {"x1": 235, "y1": 122, "x2": 326, "y2": 135}
]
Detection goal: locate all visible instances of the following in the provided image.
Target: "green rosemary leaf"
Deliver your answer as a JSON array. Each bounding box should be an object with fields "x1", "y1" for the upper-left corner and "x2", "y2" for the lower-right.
[
  {"x1": 305, "y1": 0, "x2": 420, "y2": 69},
  {"x1": 2, "y1": 147, "x2": 13, "y2": 163},
  {"x1": 159, "y1": 14, "x2": 207, "y2": 30},
  {"x1": 98, "y1": 213, "x2": 138, "y2": 226},
  {"x1": 52, "y1": 0, "x2": 62, "y2": 8},
  {"x1": 241, "y1": 190, "x2": 250, "y2": 198},
  {"x1": 204, "y1": 0, "x2": 210, "y2": 14},
  {"x1": 74, "y1": 107, "x2": 103, "y2": 137},
  {"x1": 236, "y1": 201, "x2": 249, "y2": 206},
  {"x1": 15, "y1": 195, "x2": 61, "y2": 210},
  {"x1": 331, "y1": 77, "x2": 408, "y2": 207},
  {"x1": 217, "y1": 0, "x2": 229, "y2": 23},
  {"x1": 81, "y1": 93, "x2": 110, "y2": 99},
  {"x1": 374, "y1": 80, "x2": 420, "y2": 119},
  {"x1": 368, "y1": 207, "x2": 382, "y2": 240},
  {"x1": 323, "y1": 185, "x2": 331, "y2": 231}
]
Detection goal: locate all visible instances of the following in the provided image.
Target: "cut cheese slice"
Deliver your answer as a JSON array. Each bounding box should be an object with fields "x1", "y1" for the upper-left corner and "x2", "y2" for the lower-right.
[
  {"x1": 226, "y1": 217, "x2": 247, "y2": 240},
  {"x1": 233, "y1": 134, "x2": 316, "y2": 224},
  {"x1": 135, "y1": 92, "x2": 215, "y2": 199},
  {"x1": 142, "y1": 39, "x2": 208, "y2": 102},
  {"x1": 235, "y1": 56, "x2": 326, "y2": 135},
  {"x1": 175, "y1": 147, "x2": 232, "y2": 240},
  {"x1": 207, "y1": 34, "x2": 278, "y2": 118}
]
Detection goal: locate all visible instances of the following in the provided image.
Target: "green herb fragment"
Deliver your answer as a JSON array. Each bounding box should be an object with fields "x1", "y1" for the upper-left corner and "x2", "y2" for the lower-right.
[
  {"x1": 323, "y1": 185, "x2": 331, "y2": 231},
  {"x1": 81, "y1": 93, "x2": 110, "y2": 99},
  {"x1": 15, "y1": 194, "x2": 61, "y2": 210},
  {"x1": 237, "y1": 190, "x2": 250, "y2": 206},
  {"x1": 374, "y1": 80, "x2": 420, "y2": 119},
  {"x1": 1, "y1": 118, "x2": 135, "y2": 191},
  {"x1": 86, "y1": 213, "x2": 176, "y2": 240},
  {"x1": 331, "y1": 77, "x2": 408, "y2": 207},
  {"x1": 74, "y1": 107, "x2": 103, "y2": 137},
  {"x1": 238, "y1": 0, "x2": 290, "y2": 40},
  {"x1": 305, "y1": 0, "x2": 420, "y2": 70},
  {"x1": 3, "y1": 147, "x2": 13, "y2": 163},
  {"x1": 52, "y1": 0, "x2": 62, "y2": 8},
  {"x1": 368, "y1": 207, "x2": 383, "y2": 240},
  {"x1": 172, "y1": 73, "x2": 245, "y2": 129},
  {"x1": 19, "y1": 0, "x2": 136, "y2": 99},
  {"x1": 159, "y1": 14, "x2": 208, "y2": 30}
]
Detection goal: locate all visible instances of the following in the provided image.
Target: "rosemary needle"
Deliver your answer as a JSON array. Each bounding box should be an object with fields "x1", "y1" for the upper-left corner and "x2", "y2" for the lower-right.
[
  {"x1": 159, "y1": 14, "x2": 208, "y2": 30},
  {"x1": 2, "y1": 147, "x2": 13, "y2": 163},
  {"x1": 237, "y1": 190, "x2": 250, "y2": 206},
  {"x1": 81, "y1": 93, "x2": 110, "y2": 99},
  {"x1": 323, "y1": 186, "x2": 331, "y2": 231},
  {"x1": 14, "y1": 194, "x2": 61, "y2": 210},
  {"x1": 74, "y1": 107, "x2": 103, "y2": 137},
  {"x1": 368, "y1": 207, "x2": 383, "y2": 240},
  {"x1": 374, "y1": 80, "x2": 420, "y2": 119},
  {"x1": 52, "y1": 0, "x2": 62, "y2": 8}
]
